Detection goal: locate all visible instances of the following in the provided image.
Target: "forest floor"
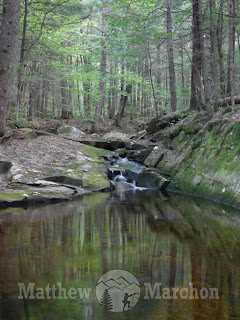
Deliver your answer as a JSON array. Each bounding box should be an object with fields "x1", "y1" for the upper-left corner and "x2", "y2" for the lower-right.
[{"x1": 12, "y1": 117, "x2": 143, "y2": 135}]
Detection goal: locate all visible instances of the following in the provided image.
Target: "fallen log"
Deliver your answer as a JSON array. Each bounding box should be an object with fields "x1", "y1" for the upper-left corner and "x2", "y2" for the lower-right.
[
  {"x1": 146, "y1": 108, "x2": 190, "y2": 134},
  {"x1": 217, "y1": 96, "x2": 240, "y2": 107}
]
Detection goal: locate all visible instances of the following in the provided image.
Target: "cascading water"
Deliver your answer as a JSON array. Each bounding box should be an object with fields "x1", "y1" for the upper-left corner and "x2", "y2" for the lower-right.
[{"x1": 109, "y1": 156, "x2": 148, "y2": 192}]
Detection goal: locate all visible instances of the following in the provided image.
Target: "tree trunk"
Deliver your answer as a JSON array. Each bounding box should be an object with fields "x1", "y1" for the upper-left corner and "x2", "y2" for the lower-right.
[
  {"x1": 17, "y1": 0, "x2": 28, "y2": 110},
  {"x1": 217, "y1": 96, "x2": 240, "y2": 107},
  {"x1": 210, "y1": 0, "x2": 219, "y2": 112},
  {"x1": 110, "y1": 62, "x2": 118, "y2": 119},
  {"x1": 216, "y1": 0, "x2": 225, "y2": 97},
  {"x1": 60, "y1": 79, "x2": 69, "y2": 119},
  {"x1": 91, "y1": 6, "x2": 109, "y2": 132},
  {"x1": 228, "y1": 0, "x2": 235, "y2": 110},
  {"x1": 148, "y1": 44, "x2": 158, "y2": 117},
  {"x1": 156, "y1": 45, "x2": 162, "y2": 110},
  {"x1": 0, "y1": 0, "x2": 21, "y2": 136},
  {"x1": 115, "y1": 84, "x2": 132, "y2": 127},
  {"x1": 190, "y1": 0, "x2": 203, "y2": 111},
  {"x1": 7, "y1": 0, "x2": 20, "y2": 116},
  {"x1": 166, "y1": 0, "x2": 177, "y2": 112},
  {"x1": 198, "y1": 0, "x2": 212, "y2": 116}
]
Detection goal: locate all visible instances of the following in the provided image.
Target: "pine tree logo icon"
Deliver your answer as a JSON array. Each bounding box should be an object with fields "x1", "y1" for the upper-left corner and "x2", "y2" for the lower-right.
[
  {"x1": 100, "y1": 289, "x2": 113, "y2": 311},
  {"x1": 96, "y1": 269, "x2": 141, "y2": 313}
]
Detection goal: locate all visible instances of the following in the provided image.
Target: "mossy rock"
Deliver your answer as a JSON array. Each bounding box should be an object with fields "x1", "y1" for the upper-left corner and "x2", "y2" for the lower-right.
[
  {"x1": 167, "y1": 125, "x2": 182, "y2": 138},
  {"x1": 144, "y1": 148, "x2": 168, "y2": 167},
  {"x1": 206, "y1": 120, "x2": 224, "y2": 132},
  {"x1": 19, "y1": 128, "x2": 38, "y2": 140},
  {"x1": 82, "y1": 169, "x2": 109, "y2": 190},
  {"x1": 181, "y1": 123, "x2": 202, "y2": 134},
  {"x1": 57, "y1": 126, "x2": 85, "y2": 139}
]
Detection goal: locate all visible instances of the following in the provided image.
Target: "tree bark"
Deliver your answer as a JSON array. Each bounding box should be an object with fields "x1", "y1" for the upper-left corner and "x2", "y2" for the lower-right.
[
  {"x1": 0, "y1": 0, "x2": 21, "y2": 136},
  {"x1": 198, "y1": 0, "x2": 212, "y2": 116},
  {"x1": 216, "y1": 0, "x2": 225, "y2": 97},
  {"x1": 115, "y1": 84, "x2": 132, "y2": 127},
  {"x1": 148, "y1": 44, "x2": 158, "y2": 116},
  {"x1": 190, "y1": 0, "x2": 203, "y2": 111},
  {"x1": 228, "y1": 0, "x2": 235, "y2": 110},
  {"x1": 17, "y1": 0, "x2": 28, "y2": 110},
  {"x1": 60, "y1": 78, "x2": 69, "y2": 119},
  {"x1": 110, "y1": 62, "x2": 118, "y2": 119},
  {"x1": 91, "y1": 5, "x2": 109, "y2": 132},
  {"x1": 166, "y1": 0, "x2": 177, "y2": 112},
  {"x1": 210, "y1": 0, "x2": 219, "y2": 112},
  {"x1": 217, "y1": 96, "x2": 240, "y2": 107},
  {"x1": 7, "y1": 0, "x2": 20, "y2": 115},
  {"x1": 156, "y1": 45, "x2": 162, "y2": 110}
]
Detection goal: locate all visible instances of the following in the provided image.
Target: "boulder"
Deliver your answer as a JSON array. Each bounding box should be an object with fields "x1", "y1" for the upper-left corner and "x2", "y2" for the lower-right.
[
  {"x1": 131, "y1": 130, "x2": 147, "y2": 140},
  {"x1": 102, "y1": 131, "x2": 131, "y2": 140},
  {"x1": 80, "y1": 140, "x2": 126, "y2": 151},
  {"x1": 57, "y1": 126, "x2": 85, "y2": 140},
  {"x1": 44, "y1": 176, "x2": 83, "y2": 187},
  {"x1": 125, "y1": 141, "x2": 147, "y2": 150},
  {"x1": 19, "y1": 128, "x2": 38, "y2": 140},
  {"x1": 124, "y1": 168, "x2": 170, "y2": 189},
  {"x1": 126, "y1": 146, "x2": 154, "y2": 163},
  {"x1": 144, "y1": 148, "x2": 168, "y2": 167}
]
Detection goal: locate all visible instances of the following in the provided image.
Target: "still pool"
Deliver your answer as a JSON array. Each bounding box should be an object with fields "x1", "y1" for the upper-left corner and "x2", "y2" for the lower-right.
[{"x1": 0, "y1": 190, "x2": 240, "y2": 319}]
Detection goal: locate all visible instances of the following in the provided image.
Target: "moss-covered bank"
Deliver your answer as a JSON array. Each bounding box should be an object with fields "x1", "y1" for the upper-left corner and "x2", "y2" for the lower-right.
[{"x1": 145, "y1": 110, "x2": 240, "y2": 207}]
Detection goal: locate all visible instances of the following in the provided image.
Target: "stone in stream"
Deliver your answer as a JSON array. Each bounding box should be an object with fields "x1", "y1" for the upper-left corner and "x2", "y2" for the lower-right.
[
  {"x1": 108, "y1": 168, "x2": 122, "y2": 180},
  {"x1": 126, "y1": 146, "x2": 154, "y2": 163},
  {"x1": 124, "y1": 168, "x2": 170, "y2": 190}
]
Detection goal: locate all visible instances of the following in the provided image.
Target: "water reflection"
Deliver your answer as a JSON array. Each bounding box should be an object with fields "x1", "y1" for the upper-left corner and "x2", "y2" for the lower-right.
[{"x1": 0, "y1": 191, "x2": 240, "y2": 319}]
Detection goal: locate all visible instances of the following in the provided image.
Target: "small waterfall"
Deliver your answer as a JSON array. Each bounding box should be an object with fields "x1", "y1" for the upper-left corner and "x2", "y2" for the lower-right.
[
  {"x1": 113, "y1": 171, "x2": 127, "y2": 183},
  {"x1": 109, "y1": 156, "x2": 148, "y2": 193}
]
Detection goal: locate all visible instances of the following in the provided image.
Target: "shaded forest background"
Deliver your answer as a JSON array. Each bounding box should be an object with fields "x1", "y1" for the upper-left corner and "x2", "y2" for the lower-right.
[{"x1": 0, "y1": 0, "x2": 239, "y2": 135}]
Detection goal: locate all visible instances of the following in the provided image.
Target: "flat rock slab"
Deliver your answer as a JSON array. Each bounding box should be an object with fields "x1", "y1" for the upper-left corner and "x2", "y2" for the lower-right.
[{"x1": 0, "y1": 135, "x2": 110, "y2": 206}]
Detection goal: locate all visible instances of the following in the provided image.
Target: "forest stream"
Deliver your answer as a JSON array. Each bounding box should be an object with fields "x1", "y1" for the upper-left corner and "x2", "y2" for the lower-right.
[{"x1": 0, "y1": 190, "x2": 240, "y2": 320}]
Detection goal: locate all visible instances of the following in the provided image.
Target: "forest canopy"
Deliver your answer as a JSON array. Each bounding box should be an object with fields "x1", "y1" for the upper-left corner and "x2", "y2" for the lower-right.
[{"x1": 0, "y1": 0, "x2": 239, "y2": 134}]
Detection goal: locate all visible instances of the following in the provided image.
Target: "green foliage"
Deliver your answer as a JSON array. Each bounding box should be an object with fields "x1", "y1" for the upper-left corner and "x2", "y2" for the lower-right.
[
  {"x1": 231, "y1": 122, "x2": 240, "y2": 143},
  {"x1": 206, "y1": 120, "x2": 224, "y2": 133},
  {"x1": 7, "y1": 119, "x2": 37, "y2": 129},
  {"x1": 223, "y1": 105, "x2": 233, "y2": 114}
]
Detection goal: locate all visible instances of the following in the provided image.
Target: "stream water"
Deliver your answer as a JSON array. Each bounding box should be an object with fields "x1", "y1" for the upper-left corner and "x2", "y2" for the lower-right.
[{"x1": 0, "y1": 190, "x2": 240, "y2": 320}]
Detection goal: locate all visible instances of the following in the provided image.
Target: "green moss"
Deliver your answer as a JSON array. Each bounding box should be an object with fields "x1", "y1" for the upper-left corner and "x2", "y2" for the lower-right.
[
  {"x1": 7, "y1": 119, "x2": 37, "y2": 129},
  {"x1": 82, "y1": 144, "x2": 108, "y2": 161},
  {"x1": 231, "y1": 122, "x2": 240, "y2": 142},
  {"x1": 82, "y1": 169, "x2": 109, "y2": 189},
  {"x1": 223, "y1": 105, "x2": 233, "y2": 114},
  {"x1": 206, "y1": 120, "x2": 224, "y2": 132},
  {"x1": 168, "y1": 125, "x2": 182, "y2": 138},
  {"x1": 0, "y1": 191, "x2": 27, "y2": 201},
  {"x1": 181, "y1": 123, "x2": 202, "y2": 134},
  {"x1": 58, "y1": 126, "x2": 73, "y2": 134}
]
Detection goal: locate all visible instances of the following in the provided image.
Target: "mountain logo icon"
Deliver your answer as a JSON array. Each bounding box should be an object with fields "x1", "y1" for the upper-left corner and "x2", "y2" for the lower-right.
[{"x1": 96, "y1": 269, "x2": 141, "y2": 312}]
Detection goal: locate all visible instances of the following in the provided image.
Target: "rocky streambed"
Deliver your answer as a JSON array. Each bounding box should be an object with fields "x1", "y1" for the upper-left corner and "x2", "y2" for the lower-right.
[
  {"x1": 2, "y1": 106, "x2": 240, "y2": 210},
  {"x1": 0, "y1": 127, "x2": 169, "y2": 208}
]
